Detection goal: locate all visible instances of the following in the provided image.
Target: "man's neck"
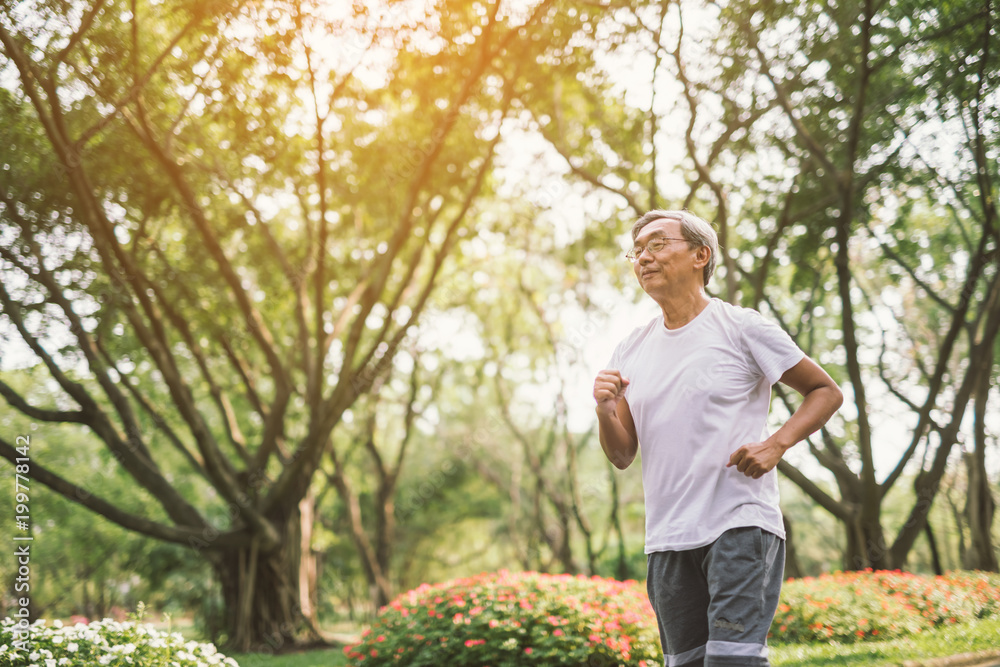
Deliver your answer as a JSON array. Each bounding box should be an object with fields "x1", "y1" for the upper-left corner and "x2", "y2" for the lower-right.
[{"x1": 657, "y1": 291, "x2": 711, "y2": 330}]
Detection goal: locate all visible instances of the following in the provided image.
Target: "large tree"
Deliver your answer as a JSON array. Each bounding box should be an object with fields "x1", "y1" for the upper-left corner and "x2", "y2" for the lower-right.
[
  {"x1": 516, "y1": 0, "x2": 999, "y2": 570},
  {"x1": 0, "y1": 0, "x2": 580, "y2": 649},
  {"x1": 713, "y1": 0, "x2": 1000, "y2": 570}
]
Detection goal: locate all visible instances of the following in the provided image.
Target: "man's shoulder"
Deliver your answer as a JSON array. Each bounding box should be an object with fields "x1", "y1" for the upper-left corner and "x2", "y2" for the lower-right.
[
  {"x1": 612, "y1": 315, "x2": 661, "y2": 356},
  {"x1": 710, "y1": 298, "x2": 758, "y2": 319},
  {"x1": 708, "y1": 299, "x2": 770, "y2": 332}
]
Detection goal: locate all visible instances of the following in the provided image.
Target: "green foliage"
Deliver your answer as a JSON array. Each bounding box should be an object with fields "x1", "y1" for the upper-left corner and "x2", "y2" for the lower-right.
[
  {"x1": 2, "y1": 0, "x2": 624, "y2": 646},
  {"x1": 771, "y1": 570, "x2": 1000, "y2": 643},
  {"x1": 0, "y1": 388, "x2": 212, "y2": 620},
  {"x1": 230, "y1": 649, "x2": 349, "y2": 667},
  {"x1": 343, "y1": 570, "x2": 662, "y2": 666},
  {"x1": 0, "y1": 617, "x2": 238, "y2": 667},
  {"x1": 770, "y1": 616, "x2": 1000, "y2": 666}
]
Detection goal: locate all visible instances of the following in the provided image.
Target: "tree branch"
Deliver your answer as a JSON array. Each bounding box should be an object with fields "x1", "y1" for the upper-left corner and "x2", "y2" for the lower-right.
[
  {"x1": 777, "y1": 459, "x2": 853, "y2": 522},
  {"x1": 0, "y1": 436, "x2": 252, "y2": 548},
  {"x1": 0, "y1": 379, "x2": 86, "y2": 424}
]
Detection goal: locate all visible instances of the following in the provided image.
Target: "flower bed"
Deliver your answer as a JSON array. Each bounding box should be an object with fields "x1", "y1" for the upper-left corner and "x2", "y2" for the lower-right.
[
  {"x1": 770, "y1": 569, "x2": 1000, "y2": 643},
  {"x1": 0, "y1": 617, "x2": 239, "y2": 666},
  {"x1": 344, "y1": 570, "x2": 662, "y2": 666}
]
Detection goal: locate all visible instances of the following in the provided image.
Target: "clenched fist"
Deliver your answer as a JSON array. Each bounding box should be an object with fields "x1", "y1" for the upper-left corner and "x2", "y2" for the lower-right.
[
  {"x1": 727, "y1": 441, "x2": 786, "y2": 479},
  {"x1": 593, "y1": 369, "x2": 630, "y2": 417}
]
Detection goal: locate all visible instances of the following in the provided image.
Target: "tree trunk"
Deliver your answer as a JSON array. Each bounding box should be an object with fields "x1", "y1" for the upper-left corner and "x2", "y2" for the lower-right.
[
  {"x1": 946, "y1": 484, "x2": 968, "y2": 570},
  {"x1": 925, "y1": 522, "x2": 943, "y2": 575},
  {"x1": 843, "y1": 513, "x2": 890, "y2": 571},
  {"x1": 782, "y1": 515, "x2": 804, "y2": 579},
  {"x1": 964, "y1": 451, "x2": 999, "y2": 570},
  {"x1": 212, "y1": 512, "x2": 304, "y2": 653},
  {"x1": 964, "y1": 343, "x2": 999, "y2": 571},
  {"x1": 374, "y1": 482, "x2": 396, "y2": 609},
  {"x1": 298, "y1": 491, "x2": 322, "y2": 633},
  {"x1": 329, "y1": 465, "x2": 394, "y2": 611}
]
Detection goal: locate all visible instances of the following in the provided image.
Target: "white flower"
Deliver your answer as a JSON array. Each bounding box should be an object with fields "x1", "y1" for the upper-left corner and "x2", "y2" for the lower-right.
[
  {"x1": 52, "y1": 620, "x2": 63, "y2": 629},
  {"x1": 45, "y1": 660, "x2": 56, "y2": 667},
  {"x1": 66, "y1": 643, "x2": 78, "y2": 653}
]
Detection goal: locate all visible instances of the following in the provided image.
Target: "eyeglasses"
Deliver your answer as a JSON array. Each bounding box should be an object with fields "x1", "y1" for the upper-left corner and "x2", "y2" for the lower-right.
[{"x1": 625, "y1": 237, "x2": 687, "y2": 261}]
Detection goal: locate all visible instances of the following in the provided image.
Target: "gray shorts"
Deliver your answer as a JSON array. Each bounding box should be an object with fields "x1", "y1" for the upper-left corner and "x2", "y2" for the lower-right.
[{"x1": 646, "y1": 526, "x2": 785, "y2": 667}]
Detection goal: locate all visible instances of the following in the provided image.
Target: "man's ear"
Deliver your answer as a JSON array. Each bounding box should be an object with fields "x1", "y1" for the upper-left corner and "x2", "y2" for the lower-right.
[{"x1": 693, "y1": 245, "x2": 711, "y2": 269}]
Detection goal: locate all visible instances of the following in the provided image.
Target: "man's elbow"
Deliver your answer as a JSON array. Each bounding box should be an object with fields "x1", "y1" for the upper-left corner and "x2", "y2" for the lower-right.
[
  {"x1": 609, "y1": 444, "x2": 637, "y2": 470},
  {"x1": 827, "y1": 381, "x2": 845, "y2": 413},
  {"x1": 611, "y1": 455, "x2": 634, "y2": 471}
]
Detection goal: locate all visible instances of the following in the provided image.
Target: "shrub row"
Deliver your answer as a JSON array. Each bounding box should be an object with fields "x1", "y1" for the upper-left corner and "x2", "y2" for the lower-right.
[
  {"x1": 771, "y1": 569, "x2": 1000, "y2": 643},
  {"x1": 5, "y1": 569, "x2": 997, "y2": 666},
  {"x1": 344, "y1": 570, "x2": 662, "y2": 666},
  {"x1": 0, "y1": 617, "x2": 238, "y2": 667},
  {"x1": 347, "y1": 568, "x2": 1000, "y2": 666}
]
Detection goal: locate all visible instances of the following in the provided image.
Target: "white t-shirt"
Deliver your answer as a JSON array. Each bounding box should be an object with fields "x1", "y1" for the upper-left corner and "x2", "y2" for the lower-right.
[{"x1": 607, "y1": 298, "x2": 804, "y2": 553}]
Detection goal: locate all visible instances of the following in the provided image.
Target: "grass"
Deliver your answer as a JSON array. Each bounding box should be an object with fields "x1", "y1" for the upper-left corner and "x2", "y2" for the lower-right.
[
  {"x1": 770, "y1": 615, "x2": 1000, "y2": 666},
  {"x1": 224, "y1": 616, "x2": 1000, "y2": 667},
  {"x1": 228, "y1": 647, "x2": 349, "y2": 667}
]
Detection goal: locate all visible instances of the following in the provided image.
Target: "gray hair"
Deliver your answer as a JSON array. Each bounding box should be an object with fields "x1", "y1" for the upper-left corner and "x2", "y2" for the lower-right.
[{"x1": 631, "y1": 209, "x2": 718, "y2": 286}]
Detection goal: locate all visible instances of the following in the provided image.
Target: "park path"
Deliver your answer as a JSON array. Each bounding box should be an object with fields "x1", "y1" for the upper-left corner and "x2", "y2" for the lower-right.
[{"x1": 901, "y1": 652, "x2": 1000, "y2": 667}]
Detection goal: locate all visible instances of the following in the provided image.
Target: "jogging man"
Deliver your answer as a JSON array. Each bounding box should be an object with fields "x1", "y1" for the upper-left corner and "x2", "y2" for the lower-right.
[{"x1": 593, "y1": 210, "x2": 843, "y2": 667}]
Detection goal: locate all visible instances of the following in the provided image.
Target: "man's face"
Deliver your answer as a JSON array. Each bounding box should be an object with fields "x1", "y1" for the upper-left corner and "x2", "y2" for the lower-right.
[{"x1": 631, "y1": 219, "x2": 699, "y2": 293}]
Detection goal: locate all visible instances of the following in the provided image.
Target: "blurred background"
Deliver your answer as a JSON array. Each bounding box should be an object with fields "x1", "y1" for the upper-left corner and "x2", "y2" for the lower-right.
[{"x1": 0, "y1": 0, "x2": 997, "y2": 653}]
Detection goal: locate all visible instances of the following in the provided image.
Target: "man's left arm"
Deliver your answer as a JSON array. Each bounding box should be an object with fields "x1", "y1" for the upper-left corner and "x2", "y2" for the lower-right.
[{"x1": 727, "y1": 356, "x2": 844, "y2": 479}]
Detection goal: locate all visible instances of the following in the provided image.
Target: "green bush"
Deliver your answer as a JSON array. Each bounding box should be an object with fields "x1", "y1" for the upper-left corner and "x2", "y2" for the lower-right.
[
  {"x1": 771, "y1": 569, "x2": 1000, "y2": 643},
  {"x1": 344, "y1": 570, "x2": 662, "y2": 666},
  {"x1": 0, "y1": 617, "x2": 239, "y2": 666}
]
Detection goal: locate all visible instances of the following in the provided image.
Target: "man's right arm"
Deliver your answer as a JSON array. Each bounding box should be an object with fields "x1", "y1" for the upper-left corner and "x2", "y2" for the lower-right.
[{"x1": 593, "y1": 369, "x2": 638, "y2": 470}]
